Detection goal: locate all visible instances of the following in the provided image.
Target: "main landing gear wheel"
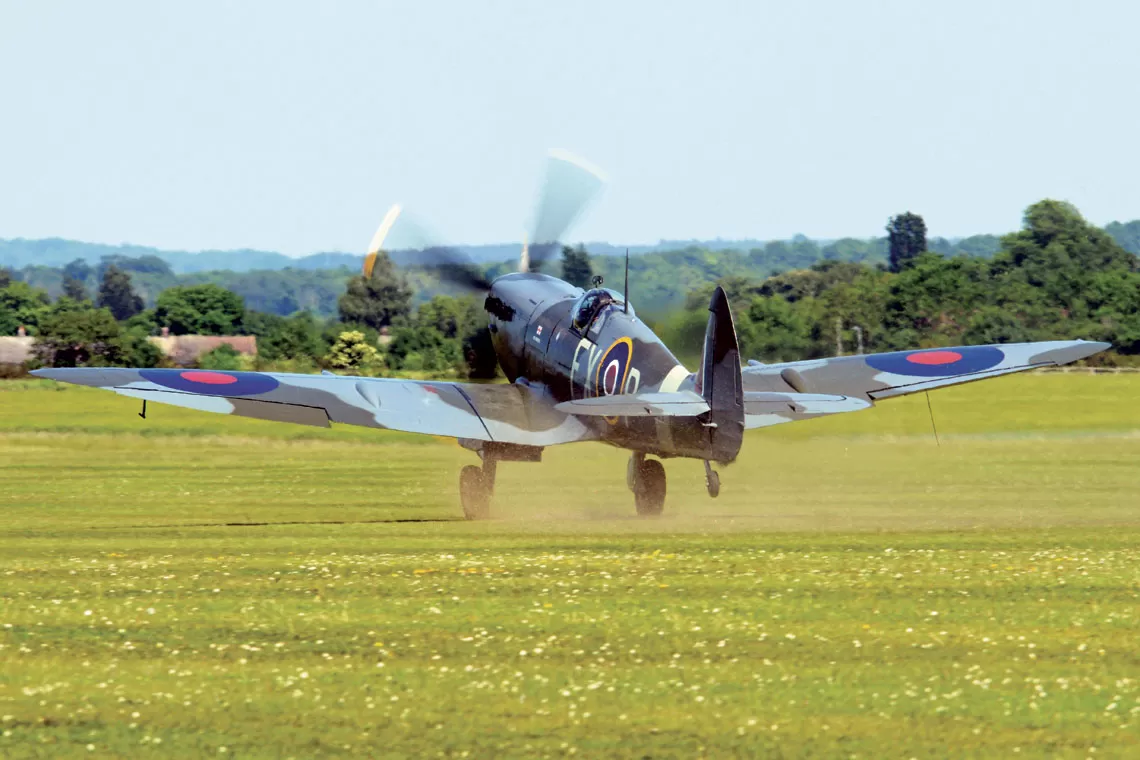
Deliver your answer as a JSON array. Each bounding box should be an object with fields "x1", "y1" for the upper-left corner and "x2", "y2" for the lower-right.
[
  {"x1": 704, "y1": 461, "x2": 721, "y2": 499},
  {"x1": 633, "y1": 457, "x2": 666, "y2": 517},
  {"x1": 460, "y1": 465, "x2": 491, "y2": 520}
]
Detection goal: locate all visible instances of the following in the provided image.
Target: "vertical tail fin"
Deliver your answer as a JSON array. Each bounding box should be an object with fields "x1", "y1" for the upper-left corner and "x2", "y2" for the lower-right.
[{"x1": 696, "y1": 286, "x2": 745, "y2": 463}]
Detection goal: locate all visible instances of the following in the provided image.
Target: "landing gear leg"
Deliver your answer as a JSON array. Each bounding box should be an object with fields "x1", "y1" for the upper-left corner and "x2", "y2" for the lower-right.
[
  {"x1": 704, "y1": 460, "x2": 721, "y2": 499},
  {"x1": 460, "y1": 455, "x2": 496, "y2": 521},
  {"x1": 628, "y1": 452, "x2": 666, "y2": 517}
]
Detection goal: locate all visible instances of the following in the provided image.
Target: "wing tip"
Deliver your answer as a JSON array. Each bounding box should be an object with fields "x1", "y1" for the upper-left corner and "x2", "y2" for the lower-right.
[
  {"x1": 28, "y1": 367, "x2": 117, "y2": 388},
  {"x1": 1040, "y1": 339, "x2": 1112, "y2": 366}
]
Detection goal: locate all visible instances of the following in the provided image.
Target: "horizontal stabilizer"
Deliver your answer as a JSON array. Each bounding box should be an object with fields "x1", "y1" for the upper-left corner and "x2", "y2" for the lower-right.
[
  {"x1": 555, "y1": 390, "x2": 869, "y2": 419},
  {"x1": 743, "y1": 391, "x2": 871, "y2": 430},
  {"x1": 555, "y1": 391, "x2": 710, "y2": 417},
  {"x1": 743, "y1": 391, "x2": 871, "y2": 415}
]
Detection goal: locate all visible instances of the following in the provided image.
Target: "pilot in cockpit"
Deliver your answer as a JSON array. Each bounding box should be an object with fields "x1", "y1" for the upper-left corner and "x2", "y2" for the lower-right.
[{"x1": 570, "y1": 288, "x2": 633, "y2": 334}]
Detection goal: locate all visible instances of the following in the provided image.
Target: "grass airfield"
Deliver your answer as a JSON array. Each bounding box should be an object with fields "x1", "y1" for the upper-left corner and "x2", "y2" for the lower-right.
[{"x1": 2, "y1": 374, "x2": 1140, "y2": 758}]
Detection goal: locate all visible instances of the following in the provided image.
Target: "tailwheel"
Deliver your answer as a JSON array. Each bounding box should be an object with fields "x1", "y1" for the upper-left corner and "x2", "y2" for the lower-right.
[
  {"x1": 633, "y1": 458, "x2": 666, "y2": 517},
  {"x1": 704, "y1": 461, "x2": 721, "y2": 499},
  {"x1": 460, "y1": 465, "x2": 491, "y2": 520}
]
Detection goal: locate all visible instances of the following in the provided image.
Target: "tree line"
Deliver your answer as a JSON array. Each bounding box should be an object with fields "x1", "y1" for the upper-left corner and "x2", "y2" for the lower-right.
[
  {"x1": 3, "y1": 199, "x2": 1140, "y2": 378},
  {"x1": 1, "y1": 231, "x2": 1016, "y2": 320},
  {"x1": 655, "y1": 200, "x2": 1140, "y2": 366},
  {"x1": 0, "y1": 259, "x2": 495, "y2": 377}
]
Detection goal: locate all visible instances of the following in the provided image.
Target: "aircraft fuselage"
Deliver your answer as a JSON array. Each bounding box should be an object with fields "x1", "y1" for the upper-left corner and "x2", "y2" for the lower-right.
[{"x1": 487, "y1": 272, "x2": 736, "y2": 462}]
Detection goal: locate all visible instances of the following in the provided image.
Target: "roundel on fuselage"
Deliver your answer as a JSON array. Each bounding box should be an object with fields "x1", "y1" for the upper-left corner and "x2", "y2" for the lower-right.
[{"x1": 595, "y1": 337, "x2": 633, "y2": 396}]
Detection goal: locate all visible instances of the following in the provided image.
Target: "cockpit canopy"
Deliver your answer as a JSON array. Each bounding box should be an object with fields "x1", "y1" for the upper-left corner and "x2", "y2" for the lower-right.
[{"x1": 571, "y1": 288, "x2": 633, "y2": 333}]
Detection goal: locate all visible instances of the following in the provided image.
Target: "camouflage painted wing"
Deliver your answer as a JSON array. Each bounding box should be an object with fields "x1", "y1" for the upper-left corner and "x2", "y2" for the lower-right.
[
  {"x1": 741, "y1": 340, "x2": 1110, "y2": 401},
  {"x1": 30, "y1": 368, "x2": 597, "y2": 447}
]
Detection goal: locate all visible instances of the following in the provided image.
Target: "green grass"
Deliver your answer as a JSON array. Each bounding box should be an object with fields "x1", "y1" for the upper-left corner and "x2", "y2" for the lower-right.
[{"x1": 2, "y1": 374, "x2": 1140, "y2": 757}]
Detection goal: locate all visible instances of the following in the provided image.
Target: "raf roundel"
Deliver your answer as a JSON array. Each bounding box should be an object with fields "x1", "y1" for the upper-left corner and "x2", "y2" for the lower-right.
[
  {"x1": 139, "y1": 369, "x2": 280, "y2": 396},
  {"x1": 864, "y1": 345, "x2": 1006, "y2": 378},
  {"x1": 594, "y1": 337, "x2": 633, "y2": 397}
]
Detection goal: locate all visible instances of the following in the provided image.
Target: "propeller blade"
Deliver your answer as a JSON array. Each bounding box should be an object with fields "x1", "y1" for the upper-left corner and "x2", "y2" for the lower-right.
[
  {"x1": 419, "y1": 246, "x2": 493, "y2": 292},
  {"x1": 528, "y1": 149, "x2": 606, "y2": 266},
  {"x1": 365, "y1": 207, "x2": 491, "y2": 293},
  {"x1": 363, "y1": 204, "x2": 403, "y2": 278}
]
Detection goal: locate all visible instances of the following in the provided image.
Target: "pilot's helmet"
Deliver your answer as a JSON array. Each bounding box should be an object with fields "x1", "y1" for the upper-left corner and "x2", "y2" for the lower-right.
[
  {"x1": 573, "y1": 289, "x2": 614, "y2": 330},
  {"x1": 590, "y1": 289, "x2": 617, "y2": 308}
]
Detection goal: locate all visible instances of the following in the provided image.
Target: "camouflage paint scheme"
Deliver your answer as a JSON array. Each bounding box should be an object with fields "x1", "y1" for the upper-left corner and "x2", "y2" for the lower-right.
[{"x1": 33, "y1": 272, "x2": 1109, "y2": 466}]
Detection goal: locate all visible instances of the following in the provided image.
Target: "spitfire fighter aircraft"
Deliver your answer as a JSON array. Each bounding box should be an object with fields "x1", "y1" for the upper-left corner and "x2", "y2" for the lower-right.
[{"x1": 34, "y1": 153, "x2": 1110, "y2": 519}]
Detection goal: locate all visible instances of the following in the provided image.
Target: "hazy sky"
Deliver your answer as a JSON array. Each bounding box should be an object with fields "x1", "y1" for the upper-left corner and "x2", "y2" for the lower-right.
[{"x1": 3, "y1": 1, "x2": 1139, "y2": 256}]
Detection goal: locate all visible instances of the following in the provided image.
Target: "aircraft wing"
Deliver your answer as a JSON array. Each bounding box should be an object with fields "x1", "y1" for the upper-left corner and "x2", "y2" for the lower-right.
[
  {"x1": 30, "y1": 368, "x2": 597, "y2": 447},
  {"x1": 741, "y1": 340, "x2": 1111, "y2": 401}
]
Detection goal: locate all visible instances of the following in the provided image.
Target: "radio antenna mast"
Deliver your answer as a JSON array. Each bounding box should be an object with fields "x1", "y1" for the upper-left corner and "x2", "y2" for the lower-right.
[{"x1": 623, "y1": 248, "x2": 630, "y2": 314}]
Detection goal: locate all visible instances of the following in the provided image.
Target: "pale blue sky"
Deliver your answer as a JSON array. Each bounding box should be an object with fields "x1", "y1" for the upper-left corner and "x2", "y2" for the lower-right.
[{"x1": 2, "y1": 1, "x2": 1139, "y2": 256}]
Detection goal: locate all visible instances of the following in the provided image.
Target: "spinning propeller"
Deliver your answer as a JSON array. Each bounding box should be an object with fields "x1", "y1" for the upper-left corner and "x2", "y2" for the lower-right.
[{"x1": 363, "y1": 150, "x2": 607, "y2": 293}]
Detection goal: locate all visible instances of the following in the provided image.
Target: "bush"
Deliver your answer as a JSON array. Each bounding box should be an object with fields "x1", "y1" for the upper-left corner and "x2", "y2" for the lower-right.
[
  {"x1": 324, "y1": 331, "x2": 382, "y2": 371},
  {"x1": 197, "y1": 344, "x2": 243, "y2": 371}
]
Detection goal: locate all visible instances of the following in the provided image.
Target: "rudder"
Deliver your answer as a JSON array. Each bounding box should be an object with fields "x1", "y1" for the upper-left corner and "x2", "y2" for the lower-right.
[{"x1": 695, "y1": 286, "x2": 745, "y2": 463}]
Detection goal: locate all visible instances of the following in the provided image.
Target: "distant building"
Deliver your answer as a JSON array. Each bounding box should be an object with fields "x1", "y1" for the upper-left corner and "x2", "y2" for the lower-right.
[
  {"x1": 148, "y1": 330, "x2": 258, "y2": 366},
  {"x1": 0, "y1": 327, "x2": 257, "y2": 368},
  {"x1": 0, "y1": 336, "x2": 34, "y2": 365}
]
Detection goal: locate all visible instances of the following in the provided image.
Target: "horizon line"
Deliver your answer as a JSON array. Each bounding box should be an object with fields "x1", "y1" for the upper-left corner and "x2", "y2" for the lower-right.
[{"x1": 0, "y1": 229, "x2": 1023, "y2": 259}]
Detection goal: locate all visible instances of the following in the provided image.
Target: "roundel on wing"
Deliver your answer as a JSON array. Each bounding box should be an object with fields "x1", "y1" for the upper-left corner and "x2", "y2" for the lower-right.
[
  {"x1": 139, "y1": 369, "x2": 280, "y2": 396},
  {"x1": 595, "y1": 337, "x2": 632, "y2": 397},
  {"x1": 864, "y1": 346, "x2": 1005, "y2": 378}
]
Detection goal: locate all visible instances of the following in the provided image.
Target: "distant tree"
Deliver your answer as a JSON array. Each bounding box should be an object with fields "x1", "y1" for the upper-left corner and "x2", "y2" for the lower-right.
[
  {"x1": 97, "y1": 254, "x2": 174, "y2": 278},
  {"x1": 410, "y1": 295, "x2": 498, "y2": 377},
  {"x1": 245, "y1": 310, "x2": 324, "y2": 362},
  {"x1": 818, "y1": 237, "x2": 889, "y2": 265},
  {"x1": 124, "y1": 308, "x2": 158, "y2": 336},
  {"x1": 0, "y1": 268, "x2": 13, "y2": 289},
  {"x1": 416, "y1": 295, "x2": 469, "y2": 339},
  {"x1": 31, "y1": 299, "x2": 159, "y2": 368},
  {"x1": 0, "y1": 281, "x2": 51, "y2": 335},
  {"x1": 62, "y1": 276, "x2": 88, "y2": 302},
  {"x1": 187, "y1": 267, "x2": 354, "y2": 318},
  {"x1": 387, "y1": 324, "x2": 461, "y2": 373},
  {"x1": 127, "y1": 332, "x2": 165, "y2": 367},
  {"x1": 155, "y1": 284, "x2": 246, "y2": 335},
  {"x1": 325, "y1": 330, "x2": 381, "y2": 370},
  {"x1": 97, "y1": 265, "x2": 144, "y2": 320},
  {"x1": 1010, "y1": 199, "x2": 1133, "y2": 273},
  {"x1": 961, "y1": 306, "x2": 1032, "y2": 345},
  {"x1": 988, "y1": 200, "x2": 1135, "y2": 334},
  {"x1": 750, "y1": 237, "x2": 825, "y2": 273},
  {"x1": 886, "y1": 212, "x2": 928, "y2": 273},
  {"x1": 62, "y1": 258, "x2": 93, "y2": 283},
  {"x1": 560, "y1": 245, "x2": 594, "y2": 289},
  {"x1": 685, "y1": 276, "x2": 765, "y2": 312},
  {"x1": 883, "y1": 253, "x2": 989, "y2": 341},
  {"x1": 1105, "y1": 220, "x2": 1140, "y2": 256},
  {"x1": 33, "y1": 301, "x2": 122, "y2": 367},
  {"x1": 337, "y1": 251, "x2": 413, "y2": 330},
  {"x1": 939, "y1": 234, "x2": 1001, "y2": 259},
  {"x1": 463, "y1": 326, "x2": 499, "y2": 379},
  {"x1": 745, "y1": 295, "x2": 813, "y2": 361}
]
